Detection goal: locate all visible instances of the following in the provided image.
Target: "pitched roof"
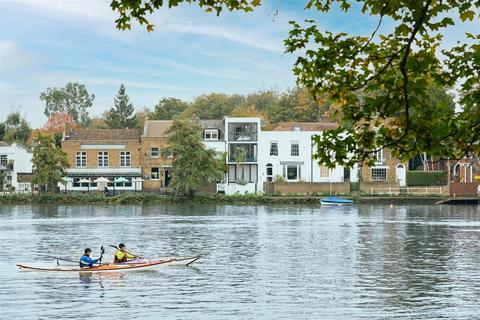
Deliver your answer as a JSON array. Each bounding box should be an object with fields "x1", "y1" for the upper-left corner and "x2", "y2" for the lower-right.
[
  {"x1": 270, "y1": 121, "x2": 339, "y2": 132},
  {"x1": 66, "y1": 129, "x2": 141, "y2": 141},
  {"x1": 0, "y1": 141, "x2": 10, "y2": 147},
  {"x1": 142, "y1": 120, "x2": 173, "y2": 137},
  {"x1": 199, "y1": 119, "x2": 223, "y2": 129}
]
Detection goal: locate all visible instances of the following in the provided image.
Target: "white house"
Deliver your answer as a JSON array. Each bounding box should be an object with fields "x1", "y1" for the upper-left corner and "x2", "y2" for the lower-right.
[
  {"x1": 0, "y1": 142, "x2": 33, "y2": 192},
  {"x1": 223, "y1": 117, "x2": 261, "y2": 194},
  {"x1": 257, "y1": 121, "x2": 345, "y2": 192}
]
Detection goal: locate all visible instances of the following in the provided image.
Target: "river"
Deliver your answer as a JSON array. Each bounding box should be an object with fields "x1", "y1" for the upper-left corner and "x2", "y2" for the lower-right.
[{"x1": 0, "y1": 204, "x2": 479, "y2": 319}]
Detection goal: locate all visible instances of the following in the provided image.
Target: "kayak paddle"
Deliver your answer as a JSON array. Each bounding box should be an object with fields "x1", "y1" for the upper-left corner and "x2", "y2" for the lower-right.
[{"x1": 109, "y1": 244, "x2": 142, "y2": 259}]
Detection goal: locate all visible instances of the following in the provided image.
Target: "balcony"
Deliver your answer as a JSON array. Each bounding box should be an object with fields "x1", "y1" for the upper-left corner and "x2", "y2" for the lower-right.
[{"x1": 228, "y1": 144, "x2": 257, "y2": 163}]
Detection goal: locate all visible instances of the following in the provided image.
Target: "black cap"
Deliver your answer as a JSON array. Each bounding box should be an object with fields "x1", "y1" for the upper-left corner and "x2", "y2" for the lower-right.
[
  {"x1": 119, "y1": 243, "x2": 125, "y2": 248},
  {"x1": 84, "y1": 248, "x2": 91, "y2": 254}
]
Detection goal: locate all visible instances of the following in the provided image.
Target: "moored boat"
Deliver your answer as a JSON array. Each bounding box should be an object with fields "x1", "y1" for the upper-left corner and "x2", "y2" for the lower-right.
[
  {"x1": 17, "y1": 256, "x2": 200, "y2": 272},
  {"x1": 320, "y1": 197, "x2": 353, "y2": 205}
]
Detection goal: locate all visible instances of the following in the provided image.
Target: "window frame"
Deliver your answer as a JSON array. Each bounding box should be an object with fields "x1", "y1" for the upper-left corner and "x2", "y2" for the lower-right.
[
  {"x1": 97, "y1": 151, "x2": 109, "y2": 167},
  {"x1": 373, "y1": 149, "x2": 383, "y2": 164},
  {"x1": 120, "y1": 151, "x2": 131, "y2": 167},
  {"x1": 269, "y1": 142, "x2": 278, "y2": 156},
  {"x1": 76, "y1": 151, "x2": 87, "y2": 167},
  {"x1": 291, "y1": 142, "x2": 300, "y2": 157},
  {"x1": 204, "y1": 129, "x2": 219, "y2": 141},
  {"x1": 150, "y1": 167, "x2": 159, "y2": 180},
  {"x1": 151, "y1": 147, "x2": 160, "y2": 158},
  {"x1": 371, "y1": 168, "x2": 387, "y2": 181},
  {"x1": 0, "y1": 155, "x2": 7, "y2": 166}
]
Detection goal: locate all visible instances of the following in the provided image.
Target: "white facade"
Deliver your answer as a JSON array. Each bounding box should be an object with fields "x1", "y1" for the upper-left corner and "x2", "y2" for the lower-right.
[
  {"x1": 224, "y1": 117, "x2": 261, "y2": 194},
  {"x1": 204, "y1": 117, "x2": 346, "y2": 195},
  {"x1": 257, "y1": 130, "x2": 344, "y2": 192},
  {"x1": 0, "y1": 143, "x2": 33, "y2": 192}
]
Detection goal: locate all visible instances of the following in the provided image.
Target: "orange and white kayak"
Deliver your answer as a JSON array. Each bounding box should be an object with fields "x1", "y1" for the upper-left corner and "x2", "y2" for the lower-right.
[{"x1": 17, "y1": 256, "x2": 200, "y2": 272}]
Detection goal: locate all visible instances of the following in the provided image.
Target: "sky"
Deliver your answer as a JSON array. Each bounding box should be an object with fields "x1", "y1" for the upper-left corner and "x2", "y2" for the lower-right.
[{"x1": 0, "y1": 0, "x2": 478, "y2": 128}]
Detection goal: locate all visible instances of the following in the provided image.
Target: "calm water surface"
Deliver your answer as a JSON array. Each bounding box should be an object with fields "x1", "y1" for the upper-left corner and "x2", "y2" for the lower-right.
[{"x1": 1, "y1": 204, "x2": 479, "y2": 319}]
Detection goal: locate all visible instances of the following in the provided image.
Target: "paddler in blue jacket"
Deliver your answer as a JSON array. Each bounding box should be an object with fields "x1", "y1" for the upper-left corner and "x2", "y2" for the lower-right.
[{"x1": 79, "y1": 248, "x2": 100, "y2": 268}]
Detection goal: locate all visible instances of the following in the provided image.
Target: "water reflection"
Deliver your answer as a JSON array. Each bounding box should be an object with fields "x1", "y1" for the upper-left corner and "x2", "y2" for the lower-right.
[{"x1": 0, "y1": 204, "x2": 479, "y2": 319}]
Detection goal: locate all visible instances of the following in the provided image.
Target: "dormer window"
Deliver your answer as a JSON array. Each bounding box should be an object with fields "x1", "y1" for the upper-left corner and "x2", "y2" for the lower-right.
[
  {"x1": 205, "y1": 129, "x2": 219, "y2": 141},
  {"x1": 293, "y1": 126, "x2": 301, "y2": 132}
]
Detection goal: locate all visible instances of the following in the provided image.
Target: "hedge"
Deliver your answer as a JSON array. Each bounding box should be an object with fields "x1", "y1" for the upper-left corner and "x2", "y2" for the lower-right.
[{"x1": 406, "y1": 171, "x2": 447, "y2": 186}]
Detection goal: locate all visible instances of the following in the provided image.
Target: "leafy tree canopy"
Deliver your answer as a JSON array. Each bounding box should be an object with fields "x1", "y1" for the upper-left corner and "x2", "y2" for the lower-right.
[
  {"x1": 105, "y1": 84, "x2": 138, "y2": 128},
  {"x1": 31, "y1": 133, "x2": 69, "y2": 192},
  {"x1": 163, "y1": 118, "x2": 224, "y2": 198},
  {"x1": 2, "y1": 111, "x2": 31, "y2": 144},
  {"x1": 40, "y1": 82, "x2": 95, "y2": 126},
  {"x1": 111, "y1": 0, "x2": 480, "y2": 167},
  {"x1": 150, "y1": 97, "x2": 188, "y2": 120}
]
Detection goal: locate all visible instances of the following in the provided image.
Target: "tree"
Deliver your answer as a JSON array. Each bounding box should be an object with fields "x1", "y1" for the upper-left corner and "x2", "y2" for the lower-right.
[
  {"x1": 40, "y1": 82, "x2": 95, "y2": 126},
  {"x1": 86, "y1": 117, "x2": 109, "y2": 129},
  {"x1": 0, "y1": 122, "x2": 5, "y2": 141},
  {"x1": 105, "y1": 84, "x2": 138, "y2": 128},
  {"x1": 163, "y1": 118, "x2": 224, "y2": 198},
  {"x1": 111, "y1": 0, "x2": 480, "y2": 167},
  {"x1": 29, "y1": 112, "x2": 80, "y2": 147},
  {"x1": 183, "y1": 93, "x2": 245, "y2": 119},
  {"x1": 150, "y1": 98, "x2": 188, "y2": 120},
  {"x1": 3, "y1": 112, "x2": 31, "y2": 144},
  {"x1": 31, "y1": 134, "x2": 68, "y2": 192}
]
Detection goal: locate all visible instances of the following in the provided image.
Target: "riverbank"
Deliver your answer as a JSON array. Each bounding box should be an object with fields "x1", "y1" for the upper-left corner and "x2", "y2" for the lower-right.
[{"x1": 0, "y1": 192, "x2": 455, "y2": 205}]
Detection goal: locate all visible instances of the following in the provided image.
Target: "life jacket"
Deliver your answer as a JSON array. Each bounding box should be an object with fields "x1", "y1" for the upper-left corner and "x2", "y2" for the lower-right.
[{"x1": 114, "y1": 250, "x2": 128, "y2": 263}]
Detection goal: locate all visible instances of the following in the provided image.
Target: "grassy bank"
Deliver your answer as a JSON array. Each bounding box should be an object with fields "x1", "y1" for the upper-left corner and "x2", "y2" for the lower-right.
[{"x1": 0, "y1": 192, "x2": 450, "y2": 205}]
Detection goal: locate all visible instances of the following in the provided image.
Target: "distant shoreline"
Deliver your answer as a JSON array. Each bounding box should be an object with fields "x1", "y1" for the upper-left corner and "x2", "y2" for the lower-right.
[{"x1": 0, "y1": 193, "x2": 454, "y2": 205}]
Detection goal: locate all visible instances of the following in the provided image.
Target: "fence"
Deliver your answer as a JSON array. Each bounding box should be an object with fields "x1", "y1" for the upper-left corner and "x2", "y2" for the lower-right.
[
  {"x1": 364, "y1": 186, "x2": 448, "y2": 196},
  {"x1": 450, "y1": 182, "x2": 480, "y2": 197}
]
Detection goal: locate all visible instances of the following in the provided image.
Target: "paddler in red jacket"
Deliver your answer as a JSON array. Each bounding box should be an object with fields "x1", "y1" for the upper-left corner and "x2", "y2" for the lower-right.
[{"x1": 113, "y1": 243, "x2": 137, "y2": 263}]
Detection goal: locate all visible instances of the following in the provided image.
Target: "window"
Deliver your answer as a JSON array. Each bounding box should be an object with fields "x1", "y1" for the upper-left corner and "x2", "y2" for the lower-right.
[
  {"x1": 286, "y1": 165, "x2": 299, "y2": 181},
  {"x1": 291, "y1": 142, "x2": 299, "y2": 156},
  {"x1": 97, "y1": 151, "x2": 108, "y2": 167},
  {"x1": 151, "y1": 167, "x2": 159, "y2": 180},
  {"x1": 0, "y1": 155, "x2": 7, "y2": 166},
  {"x1": 371, "y1": 168, "x2": 387, "y2": 181},
  {"x1": 373, "y1": 149, "x2": 383, "y2": 164},
  {"x1": 319, "y1": 165, "x2": 330, "y2": 178},
  {"x1": 270, "y1": 142, "x2": 278, "y2": 156},
  {"x1": 266, "y1": 163, "x2": 273, "y2": 182},
  {"x1": 76, "y1": 151, "x2": 86, "y2": 167},
  {"x1": 120, "y1": 151, "x2": 131, "y2": 167},
  {"x1": 228, "y1": 144, "x2": 257, "y2": 162},
  {"x1": 228, "y1": 164, "x2": 257, "y2": 183},
  {"x1": 228, "y1": 123, "x2": 258, "y2": 141},
  {"x1": 151, "y1": 147, "x2": 160, "y2": 158},
  {"x1": 204, "y1": 129, "x2": 219, "y2": 141},
  {"x1": 293, "y1": 126, "x2": 301, "y2": 132}
]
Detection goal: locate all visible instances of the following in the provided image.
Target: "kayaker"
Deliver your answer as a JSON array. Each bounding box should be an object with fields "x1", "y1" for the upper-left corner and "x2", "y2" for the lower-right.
[
  {"x1": 79, "y1": 248, "x2": 100, "y2": 268},
  {"x1": 114, "y1": 243, "x2": 136, "y2": 263}
]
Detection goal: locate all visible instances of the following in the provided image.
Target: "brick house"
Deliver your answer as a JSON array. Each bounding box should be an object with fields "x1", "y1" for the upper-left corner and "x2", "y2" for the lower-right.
[
  {"x1": 61, "y1": 129, "x2": 142, "y2": 191},
  {"x1": 140, "y1": 120, "x2": 173, "y2": 190},
  {"x1": 358, "y1": 148, "x2": 408, "y2": 192}
]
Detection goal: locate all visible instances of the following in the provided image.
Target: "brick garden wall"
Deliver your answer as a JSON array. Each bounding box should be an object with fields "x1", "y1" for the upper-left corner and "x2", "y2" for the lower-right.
[{"x1": 265, "y1": 182, "x2": 350, "y2": 195}]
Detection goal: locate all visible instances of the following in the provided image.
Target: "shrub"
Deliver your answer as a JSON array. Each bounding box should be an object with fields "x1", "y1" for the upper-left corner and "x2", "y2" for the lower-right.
[
  {"x1": 274, "y1": 175, "x2": 285, "y2": 182},
  {"x1": 407, "y1": 171, "x2": 447, "y2": 186}
]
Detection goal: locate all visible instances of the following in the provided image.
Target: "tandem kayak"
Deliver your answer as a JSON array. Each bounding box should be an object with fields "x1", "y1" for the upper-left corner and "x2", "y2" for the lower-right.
[
  {"x1": 16, "y1": 256, "x2": 200, "y2": 272},
  {"x1": 320, "y1": 197, "x2": 353, "y2": 205}
]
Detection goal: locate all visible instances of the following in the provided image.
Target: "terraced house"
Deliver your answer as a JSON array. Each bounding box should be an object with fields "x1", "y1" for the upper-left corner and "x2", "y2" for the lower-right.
[
  {"x1": 140, "y1": 120, "x2": 173, "y2": 190},
  {"x1": 61, "y1": 129, "x2": 143, "y2": 191}
]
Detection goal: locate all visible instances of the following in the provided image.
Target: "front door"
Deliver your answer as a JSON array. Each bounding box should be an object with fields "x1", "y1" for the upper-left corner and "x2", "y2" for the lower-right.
[
  {"x1": 396, "y1": 164, "x2": 406, "y2": 186},
  {"x1": 164, "y1": 170, "x2": 171, "y2": 187}
]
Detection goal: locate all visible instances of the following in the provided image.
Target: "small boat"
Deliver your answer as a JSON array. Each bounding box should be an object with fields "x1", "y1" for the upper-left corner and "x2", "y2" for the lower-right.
[
  {"x1": 17, "y1": 256, "x2": 200, "y2": 272},
  {"x1": 320, "y1": 197, "x2": 353, "y2": 205}
]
